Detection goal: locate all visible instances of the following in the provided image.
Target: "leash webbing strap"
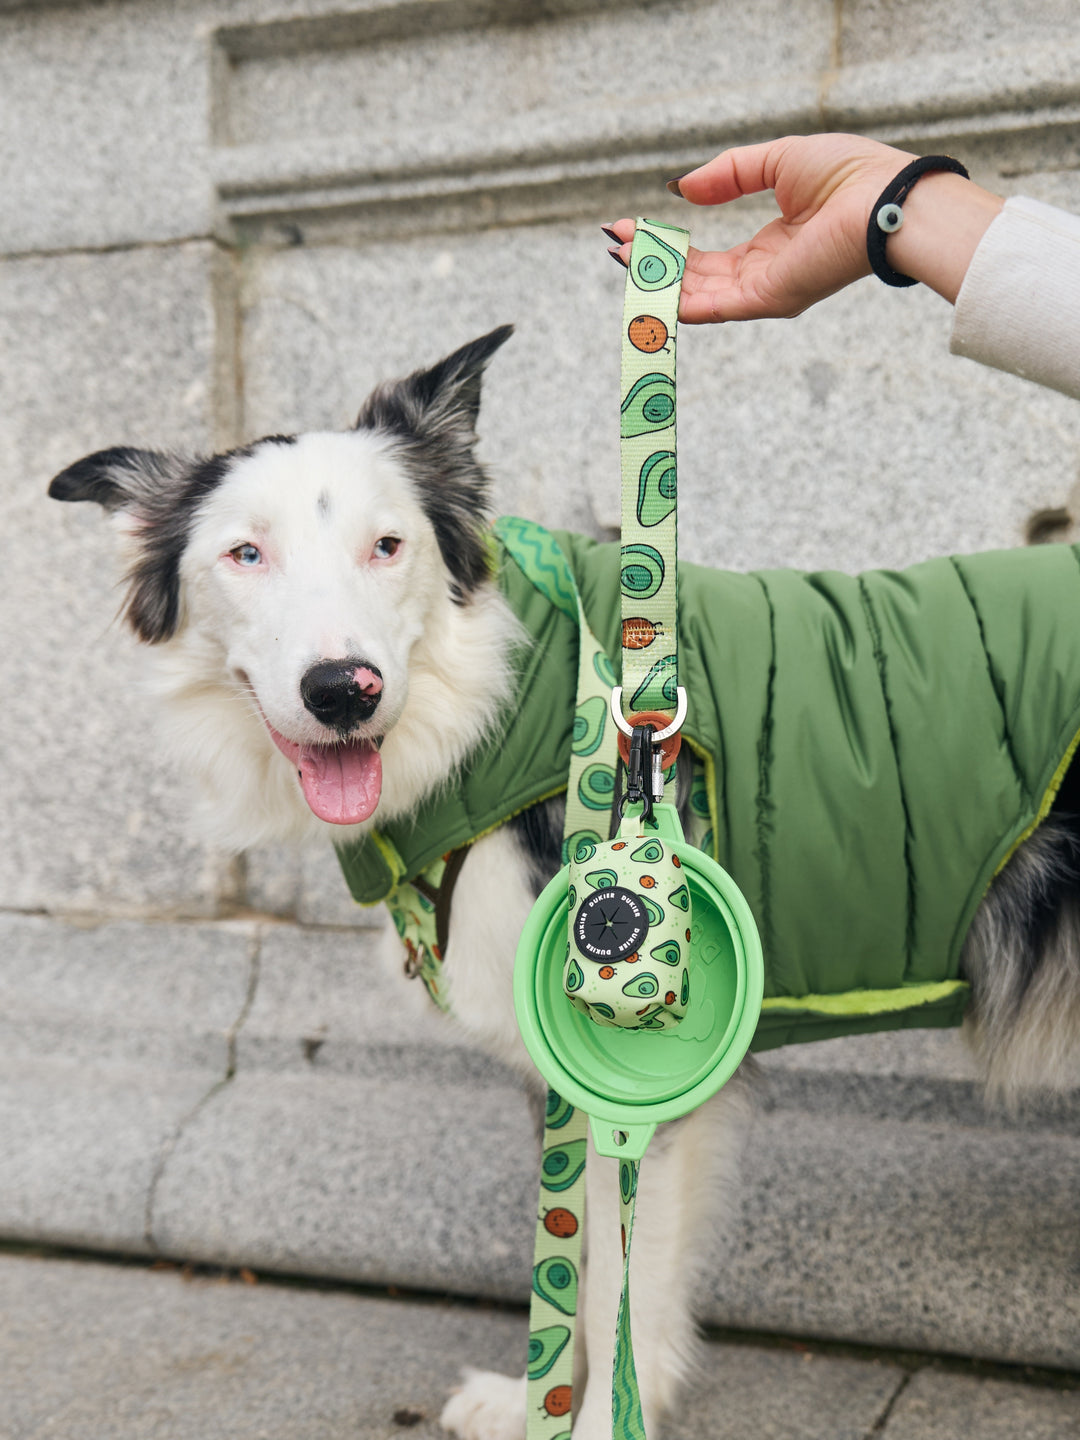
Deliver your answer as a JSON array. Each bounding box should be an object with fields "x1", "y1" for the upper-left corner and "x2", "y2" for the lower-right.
[
  {"x1": 561, "y1": 589, "x2": 620, "y2": 868},
  {"x1": 607, "y1": 217, "x2": 688, "y2": 1439},
  {"x1": 619, "y1": 220, "x2": 688, "y2": 722},
  {"x1": 527, "y1": 1091, "x2": 588, "y2": 1440},
  {"x1": 528, "y1": 218, "x2": 688, "y2": 1440},
  {"x1": 612, "y1": 1158, "x2": 644, "y2": 1440},
  {"x1": 527, "y1": 553, "x2": 618, "y2": 1440}
]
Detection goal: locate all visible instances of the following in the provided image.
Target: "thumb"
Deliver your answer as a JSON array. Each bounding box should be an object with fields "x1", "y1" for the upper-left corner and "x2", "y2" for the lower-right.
[{"x1": 671, "y1": 138, "x2": 795, "y2": 207}]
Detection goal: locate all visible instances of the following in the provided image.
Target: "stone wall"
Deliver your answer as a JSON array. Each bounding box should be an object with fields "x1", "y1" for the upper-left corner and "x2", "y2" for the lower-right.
[{"x1": 3, "y1": 0, "x2": 1080, "y2": 1367}]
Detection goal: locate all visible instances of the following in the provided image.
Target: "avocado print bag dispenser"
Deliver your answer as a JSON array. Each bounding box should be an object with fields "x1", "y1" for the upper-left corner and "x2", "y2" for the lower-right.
[
  {"x1": 564, "y1": 756, "x2": 693, "y2": 1031},
  {"x1": 514, "y1": 219, "x2": 764, "y2": 1440}
]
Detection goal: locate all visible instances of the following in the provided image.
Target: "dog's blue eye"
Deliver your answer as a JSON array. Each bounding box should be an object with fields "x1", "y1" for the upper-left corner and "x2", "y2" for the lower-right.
[
  {"x1": 373, "y1": 536, "x2": 401, "y2": 559},
  {"x1": 231, "y1": 544, "x2": 262, "y2": 566}
]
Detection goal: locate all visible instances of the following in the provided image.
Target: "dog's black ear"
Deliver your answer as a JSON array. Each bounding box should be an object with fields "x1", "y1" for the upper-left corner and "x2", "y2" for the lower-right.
[
  {"x1": 48, "y1": 446, "x2": 176, "y2": 513},
  {"x1": 355, "y1": 325, "x2": 513, "y2": 449},
  {"x1": 48, "y1": 445, "x2": 227, "y2": 644},
  {"x1": 355, "y1": 325, "x2": 514, "y2": 603}
]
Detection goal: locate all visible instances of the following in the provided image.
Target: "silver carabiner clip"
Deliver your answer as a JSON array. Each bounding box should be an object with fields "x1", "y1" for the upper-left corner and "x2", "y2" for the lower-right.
[{"x1": 609, "y1": 686, "x2": 687, "y2": 741}]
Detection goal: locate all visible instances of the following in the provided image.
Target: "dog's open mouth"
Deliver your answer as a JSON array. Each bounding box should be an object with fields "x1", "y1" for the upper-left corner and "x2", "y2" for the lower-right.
[{"x1": 263, "y1": 723, "x2": 383, "y2": 826}]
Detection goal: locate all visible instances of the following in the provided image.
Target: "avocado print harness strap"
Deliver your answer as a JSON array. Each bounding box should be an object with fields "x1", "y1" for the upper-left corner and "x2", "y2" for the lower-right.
[
  {"x1": 492, "y1": 515, "x2": 622, "y2": 868},
  {"x1": 527, "y1": 218, "x2": 688, "y2": 1440},
  {"x1": 384, "y1": 847, "x2": 470, "y2": 1013}
]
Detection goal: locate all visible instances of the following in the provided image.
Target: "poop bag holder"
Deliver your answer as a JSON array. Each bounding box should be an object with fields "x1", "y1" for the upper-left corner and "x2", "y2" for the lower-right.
[{"x1": 564, "y1": 808, "x2": 692, "y2": 1030}]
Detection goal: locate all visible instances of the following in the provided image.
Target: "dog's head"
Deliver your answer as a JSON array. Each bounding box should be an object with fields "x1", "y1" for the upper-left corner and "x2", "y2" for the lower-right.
[{"x1": 48, "y1": 325, "x2": 519, "y2": 844}]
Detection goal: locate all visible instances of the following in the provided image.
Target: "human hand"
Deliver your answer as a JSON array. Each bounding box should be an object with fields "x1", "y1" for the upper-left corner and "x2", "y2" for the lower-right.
[{"x1": 606, "y1": 133, "x2": 1002, "y2": 321}]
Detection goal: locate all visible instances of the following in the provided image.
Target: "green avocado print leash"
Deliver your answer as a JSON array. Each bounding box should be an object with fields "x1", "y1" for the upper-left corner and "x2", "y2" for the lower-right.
[
  {"x1": 618, "y1": 222, "x2": 686, "y2": 724},
  {"x1": 526, "y1": 218, "x2": 688, "y2": 1440}
]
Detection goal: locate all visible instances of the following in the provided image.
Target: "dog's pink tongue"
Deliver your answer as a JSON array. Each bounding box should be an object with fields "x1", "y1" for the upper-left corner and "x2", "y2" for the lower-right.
[{"x1": 297, "y1": 741, "x2": 382, "y2": 825}]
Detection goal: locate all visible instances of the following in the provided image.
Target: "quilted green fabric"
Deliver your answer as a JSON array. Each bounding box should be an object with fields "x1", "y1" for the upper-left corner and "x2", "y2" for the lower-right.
[{"x1": 337, "y1": 520, "x2": 1080, "y2": 1050}]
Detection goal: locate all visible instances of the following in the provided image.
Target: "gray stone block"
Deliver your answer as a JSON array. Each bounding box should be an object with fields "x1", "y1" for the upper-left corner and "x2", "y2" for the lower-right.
[
  {"x1": 297, "y1": 840, "x2": 388, "y2": 928},
  {"x1": 149, "y1": 1069, "x2": 538, "y2": 1297},
  {"x1": 882, "y1": 1368, "x2": 1080, "y2": 1439},
  {"x1": 759, "y1": 1027, "x2": 980, "y2": 1082},
  {"x1": 0, "y1": 914, "x2": 255, "y2": 1253},
  {"x1": 0, "y1": 1057, "x2": 213, "y2": 1255},
  {"x1": 0, "y1": 913, "x2": 255, "y2": 1068},
  {"x1": 221, "y1": 0, "x2": 830, "y2": 153},
  {"x1": 3, "y1": 905, "x2": 1080, "y2": 1369},
  {"x1": 135, "y1": 919, "x2": 1080, "y2": 1366},
  {"x1": 706, "y1": 1073, "x2": 1080, "y2": 1369},
  {"x1": 825, "y1": 37, "x2": 1080, "y2": 138},
  {"x1": 241, "y1": 838, "x2": 379, "y2": 926},
  {"x1": 0, "y1": 4, "x2": 211, "y2": 253},
  {"x1": 0, "y1": 241, "x2": 236, "y2": 916},
  {"x1": 671, "y1": 1343, "x2": 903, "y2": 1440},
  {"x1": 234, "y1": 922, "x2": 488, "y2": 1080},
  {"x1": 839, "y1": 0, "x2": 1078, "y2": 67}
]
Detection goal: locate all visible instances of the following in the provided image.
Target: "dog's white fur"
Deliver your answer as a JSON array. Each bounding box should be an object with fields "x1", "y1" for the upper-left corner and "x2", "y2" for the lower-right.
[{"x1": 52, "y1": 335, "x2": 1080, "y2": 1440}]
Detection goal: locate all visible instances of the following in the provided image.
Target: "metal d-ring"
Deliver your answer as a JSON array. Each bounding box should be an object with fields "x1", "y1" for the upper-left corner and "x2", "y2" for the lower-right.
[{"x1": 609, "y1": 686, "x2": 687, "y2": 741}]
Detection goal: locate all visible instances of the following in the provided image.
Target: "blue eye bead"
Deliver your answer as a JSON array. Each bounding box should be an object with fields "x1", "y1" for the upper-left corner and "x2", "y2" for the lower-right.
[{"x1": 876, "y1": 203, "x2": 903, "y2": 234}]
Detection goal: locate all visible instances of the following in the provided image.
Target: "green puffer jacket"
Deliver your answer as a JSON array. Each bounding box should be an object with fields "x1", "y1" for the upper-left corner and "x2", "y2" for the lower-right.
[{"x1": 336, "y1": 519, "x2": 1080, "y2": 1051}]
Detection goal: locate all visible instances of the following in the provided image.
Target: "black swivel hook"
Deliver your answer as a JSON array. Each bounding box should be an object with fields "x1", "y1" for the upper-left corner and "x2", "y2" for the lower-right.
[{"x1": 620, "y1": 723, "x2": 655, "y2": 823}]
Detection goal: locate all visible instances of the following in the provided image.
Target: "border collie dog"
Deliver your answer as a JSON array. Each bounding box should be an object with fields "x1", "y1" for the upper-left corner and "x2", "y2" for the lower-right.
[{"x1": 49, "y1": 326, "x2": 1080, "y2": 1440}]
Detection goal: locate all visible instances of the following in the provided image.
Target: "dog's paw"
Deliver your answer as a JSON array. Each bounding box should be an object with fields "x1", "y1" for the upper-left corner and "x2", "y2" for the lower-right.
[{"x1": 439, "y1": 1368, "x2": 526, "y2": 1440}]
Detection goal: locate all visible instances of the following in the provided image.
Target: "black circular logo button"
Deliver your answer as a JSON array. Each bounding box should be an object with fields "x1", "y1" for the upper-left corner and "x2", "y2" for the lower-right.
[{"x1": 573, "y1": 887, "x2": 649, "y2": 962}]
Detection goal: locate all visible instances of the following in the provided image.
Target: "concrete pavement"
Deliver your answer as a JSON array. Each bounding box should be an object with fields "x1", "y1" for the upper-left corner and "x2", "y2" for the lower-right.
[{"x1": 2, "y1": 1250, "x2": 1079, "y2": 1440}]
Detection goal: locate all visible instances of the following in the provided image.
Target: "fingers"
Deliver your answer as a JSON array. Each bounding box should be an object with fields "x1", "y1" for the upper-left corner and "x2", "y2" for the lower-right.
[
  {"x1": 601, "y1": 227, "x2": 757, "y2": 321},
  {"x1": 604, "y1": 219, "x2": 635, "y2": 244},
  {"x1": 602, "y1": 145, "x2": 778, "y2": 221},
  {"x1": 670, "y1": 138, "x2": 795, "y2": 207}
]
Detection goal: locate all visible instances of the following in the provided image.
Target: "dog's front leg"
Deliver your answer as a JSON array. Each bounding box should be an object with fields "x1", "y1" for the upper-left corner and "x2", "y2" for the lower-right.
[{"x1": 572, "y1": 1082, "x2": 751, "y2": 1440}]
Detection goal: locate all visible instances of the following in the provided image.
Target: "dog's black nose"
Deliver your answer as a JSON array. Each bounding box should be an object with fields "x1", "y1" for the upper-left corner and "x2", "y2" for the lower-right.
[{"x1": 300, "y1": 660, "x2": 383, "y2": 731}]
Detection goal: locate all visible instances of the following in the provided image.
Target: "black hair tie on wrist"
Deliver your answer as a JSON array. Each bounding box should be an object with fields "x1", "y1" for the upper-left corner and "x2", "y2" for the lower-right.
[{"x1": 866, "y1": 155, "x2": 971, "y2": 287}]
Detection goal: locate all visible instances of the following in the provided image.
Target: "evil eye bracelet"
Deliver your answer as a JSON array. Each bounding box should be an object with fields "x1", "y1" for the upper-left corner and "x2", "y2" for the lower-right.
[{"x1": 866, "y1": 154, "x2": 971, "y2": 287}]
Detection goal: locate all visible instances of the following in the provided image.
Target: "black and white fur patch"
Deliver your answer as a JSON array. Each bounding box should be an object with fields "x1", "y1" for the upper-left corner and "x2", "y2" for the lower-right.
[
  {"x1": 48, "y1": 436, "x2": 297, "y2": 642},
  {"x1": 355, "y1": 325, "x2": 513, "y2": 604}
]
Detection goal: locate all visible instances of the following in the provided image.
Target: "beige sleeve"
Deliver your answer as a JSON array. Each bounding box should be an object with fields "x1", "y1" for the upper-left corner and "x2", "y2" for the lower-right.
[{"x1": 950, "y1": 196, "x2": 1080, "y2": 400}]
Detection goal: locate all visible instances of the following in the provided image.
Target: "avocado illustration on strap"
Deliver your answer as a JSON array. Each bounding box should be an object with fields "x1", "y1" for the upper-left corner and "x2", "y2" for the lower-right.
[
  {"x1": 637, "y1": 450, "x2": 677, "y2": 526},
  {"x1": 528, "y1": 1325, "x2": 571, "y2": 1380},
  {"x1": 621, "y1": 373, "x2": 676, "y2": 438},
  {"x1": 629, "y1": 228, "x2": 687, "y2": 292}
]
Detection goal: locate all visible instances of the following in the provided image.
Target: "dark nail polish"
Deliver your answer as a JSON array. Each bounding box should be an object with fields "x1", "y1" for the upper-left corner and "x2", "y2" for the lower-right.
[
  {"x1": 608, "y1": 246, "x2": 628, "y2": 269},
  {"x1": 600, "y1": 225, "x2": 621, "y2": 244},
  {"x1": 666, "y1": 174, "x2": 688, "y2": 197}
]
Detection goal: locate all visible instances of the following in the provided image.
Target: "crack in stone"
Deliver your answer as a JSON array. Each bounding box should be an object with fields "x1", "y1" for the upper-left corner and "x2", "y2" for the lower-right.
[
  {"x1": 0, "y1": 233, "x2": 230, "y2": 267},
  {"x1": 864, "y1": 1369, "x2": 916, "y2": 1437},
  {"x1": 142, "y1": 929, "x2": 262, "y2": 1251}
]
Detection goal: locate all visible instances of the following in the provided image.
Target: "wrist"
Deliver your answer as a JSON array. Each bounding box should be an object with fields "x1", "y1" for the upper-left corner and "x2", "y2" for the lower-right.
[{"x1": 883, "y1": 171, "x2": 1004, "y2": 303}]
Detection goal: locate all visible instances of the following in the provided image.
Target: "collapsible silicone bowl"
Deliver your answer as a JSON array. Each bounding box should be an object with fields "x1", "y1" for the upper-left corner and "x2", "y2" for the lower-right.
[{"x1": 514, "y1": 806, "x2": 764, "y2": 1160}]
